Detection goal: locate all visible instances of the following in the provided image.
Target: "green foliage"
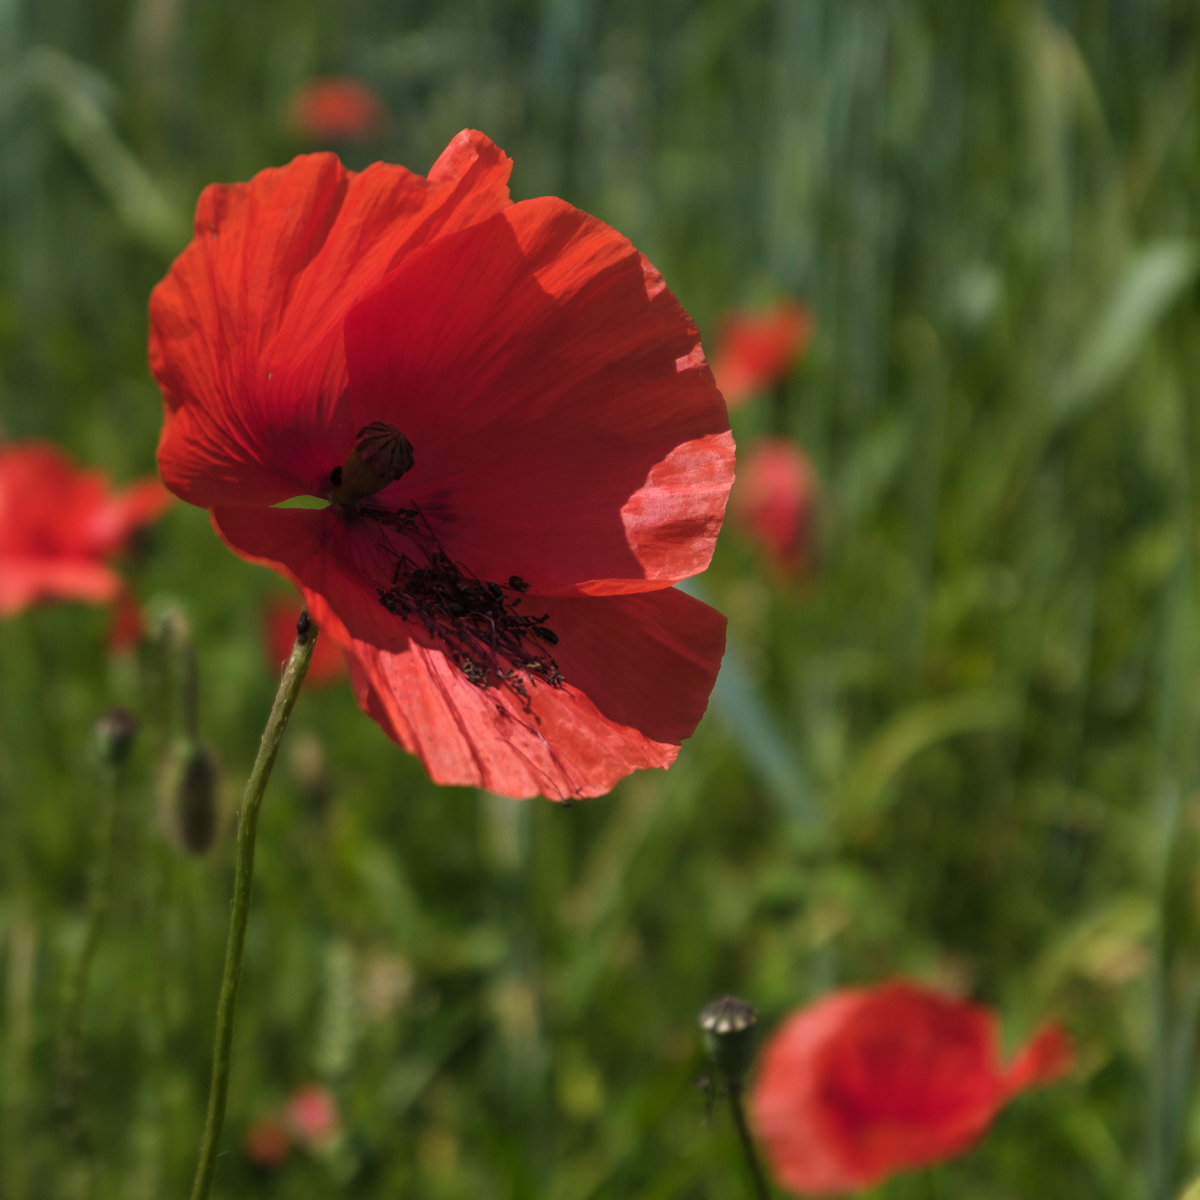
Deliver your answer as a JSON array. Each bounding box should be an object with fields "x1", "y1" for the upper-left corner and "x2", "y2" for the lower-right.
[{"x1": 4, "y1": 0, "x2": 1200, "y2": 1197}]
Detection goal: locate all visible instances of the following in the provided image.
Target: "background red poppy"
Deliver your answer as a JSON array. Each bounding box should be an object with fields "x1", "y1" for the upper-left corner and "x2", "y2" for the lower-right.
[
  {"x1": 0, "y1": 440, "x2": 169, "y2": 617},
  {"x1": 731, "y1": 437, "x2": 817, "y2": 576},
  {"x1": 289, "y1": 78, "x2": 388, "y2": 142},
  {"x1": 711, "y1": 299, "x2": 813, "y2": 409},
  {"x1": 752, "y1": 981, "x2": 1073, "y2": 1196}
]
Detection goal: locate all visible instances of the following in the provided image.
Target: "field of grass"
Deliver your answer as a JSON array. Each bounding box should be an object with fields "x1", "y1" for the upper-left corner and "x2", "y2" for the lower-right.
[{"x1": 4, "y1": 1, "x2": 1200, "y2": 1197}]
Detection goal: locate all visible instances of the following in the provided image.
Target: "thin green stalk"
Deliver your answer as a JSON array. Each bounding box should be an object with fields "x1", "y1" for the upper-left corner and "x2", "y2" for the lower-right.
[
  {"x1": 727, "y1": 1085, "x2": 771, "y2": 1200},
  {"x1": 57, "y1": 761, "x2": 120, "y2": 1198},
  {"x1": 189, "y1": 617, "x2": 317, "y2": 1200}
]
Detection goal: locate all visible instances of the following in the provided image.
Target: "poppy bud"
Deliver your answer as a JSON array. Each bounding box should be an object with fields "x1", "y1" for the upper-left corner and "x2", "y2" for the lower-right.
[
  {"x1": 158, "y1": 737, "x2": 219, "y2": 854},
  {"x1": 94, "y1": 707, "x2": 138, "y2": 767},
  {"x1": 330, "y1": 422, "x2": 414, "y2": 505},
  {"x1": 700, "y1": 995, "x2": 758, "y2": 1089}
]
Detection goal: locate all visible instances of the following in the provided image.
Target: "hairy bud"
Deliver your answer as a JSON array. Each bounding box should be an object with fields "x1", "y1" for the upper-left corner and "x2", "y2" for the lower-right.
[{"x1": 158, "y1": 738, "x2": 219, "y2": 854}]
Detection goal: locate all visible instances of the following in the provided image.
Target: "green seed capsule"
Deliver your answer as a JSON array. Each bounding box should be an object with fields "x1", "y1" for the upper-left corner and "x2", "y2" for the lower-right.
[{"x1": 699, "y1": 996, "x2": 758, "y2": 1087}]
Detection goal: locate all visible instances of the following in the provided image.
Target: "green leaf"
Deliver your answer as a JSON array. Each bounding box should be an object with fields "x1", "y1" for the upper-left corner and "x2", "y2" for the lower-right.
[
  {"x1": 24, "y1": 47, "x2": 187, "y2": 254},
  {"x1": 1050, "y1": 240, "x2": 1199, "y2": 426}
]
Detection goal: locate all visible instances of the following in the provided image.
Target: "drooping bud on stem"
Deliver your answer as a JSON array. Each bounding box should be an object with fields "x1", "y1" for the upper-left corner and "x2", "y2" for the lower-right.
[
  {"x1": 147, "y1": 604, "x2": 200, "y2": 739},
  {"x1": 330, "y1": 422, "x2": 414, "y2": 506},
  {"x1": 146, "y1": 602, "x2": 220, "y2": 853},
  {"x1": 158, "y1": 738, "x2": 220, "y2": 855}
]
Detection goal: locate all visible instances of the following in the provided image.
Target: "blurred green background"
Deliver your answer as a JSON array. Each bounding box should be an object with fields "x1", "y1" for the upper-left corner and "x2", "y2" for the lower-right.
[{"x1": 4, "y1": 0, "x2": 1200, "y2": 1196}]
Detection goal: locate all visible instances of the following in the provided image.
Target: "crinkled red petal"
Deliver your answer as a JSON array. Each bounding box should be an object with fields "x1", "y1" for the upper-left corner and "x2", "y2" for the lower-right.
[
  {"x1": 344, "y1": 586, "x2": 724, "y2": 799},
  {"x1": 211, "y1": 504, "x2": 725, "y2": 799},
  {"x1": 343, "y1": 197, "x2": 733, "y2": 594},
  {"x1": 151, "y1": 131, "x2": 512, "y2": 508}
]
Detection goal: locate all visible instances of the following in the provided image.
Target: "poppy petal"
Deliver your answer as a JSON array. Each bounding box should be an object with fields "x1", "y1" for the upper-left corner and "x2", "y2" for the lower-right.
[
  {"x1": 343, "y1": 197, "x2": 734, "y2": 595},
  {"x1": 1003, "y1": 1023, "x2": 1073, "y2": 1095},
  {"x1": 86, "y1": 478, "x2": 173, "y2": 556},
  {"x1": 753, "y1": 992, "x2": 879, "y2": 1196},
  {"x1": 151, "y1": 132, "x2": 513, "y2": 509},
  {"x1": 344, "y1": 586, "x2": 724, "y2": 799},
  {"x1": 0, "y1": 558, "x2": 124, "y2": 615},
  {"x1": 211, "y1": 504, "x2": 724, "y2": 798}
]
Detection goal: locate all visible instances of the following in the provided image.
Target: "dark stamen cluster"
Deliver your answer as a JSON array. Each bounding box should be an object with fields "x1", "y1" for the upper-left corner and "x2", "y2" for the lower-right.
[{"x1": 376, "y1": 541, "x2": 564, "y2": 696}]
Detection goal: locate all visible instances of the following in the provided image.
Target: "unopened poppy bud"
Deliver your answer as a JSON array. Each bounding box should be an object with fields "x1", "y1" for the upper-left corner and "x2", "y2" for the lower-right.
[
  {"x1": 158, "y1": 737, "x2": 219, "y2": 854},
  {"x1": 94, "y1": 707, "x2": 138, "y2": 767},
  {"x1": 330, "y1": 422, "x2": 414, "y2": 505},
  {"x1": 700, "y1": 996, "x2": 758, "y2": 1088}
]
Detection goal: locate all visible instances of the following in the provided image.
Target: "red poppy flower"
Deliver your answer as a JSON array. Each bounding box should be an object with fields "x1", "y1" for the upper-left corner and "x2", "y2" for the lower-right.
[
  {"x1": 285, "y1": 1084, "x2": 340, "y2": 1148},
  {"x1": 149, "y1": 130, "x2": 734, "y2": 800},
  {"x1": 107, "y1": 585, "x2": 145, "y2": 652},
  {"x1": 289, "y1": 78, "x2": 387, "y2": 142},
  {"x1": 0, "y1": 441, "x2": 170, "y2": 617},
  {"x1": 711, "y1": 299, "x2": 813, "y2": 409},
  {"x1": 243, "y1": 1114, "x2": 290, "y2": 1168},
  {"x1": 731, "y1": 437, "x2": 816, "y2": 576},
  {"x1": 265, "y1": 595, "x2": 347, "y2": 686},
  {"x1": 751, "y1": 980, "x2": 1073, "y2": 1196}
]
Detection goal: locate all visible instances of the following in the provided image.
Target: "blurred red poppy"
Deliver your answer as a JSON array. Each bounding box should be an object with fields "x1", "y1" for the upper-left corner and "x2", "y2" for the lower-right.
[
  {"x1": 712, "y1": 299, "x2": 813, "y2": 409},
  {"x1": 731, "y1": 437, "x2": 816, "y2": 576},
  {"x1": 243, "y1": 1114, "x2": 290, "y2": 1169},
  {"x1": 289, "y1": 78, "x2": 387, "y2": 142},
  {"x1": 149, "y1": 129, "x2": 733, "y2": 800},
  {"x1": 265, "y1": 595, "x2": 347, "y2": 686},
  {"x1": 107, "y1": 585, "x2": 145, "y2": 652},
  {"x1": 285, "y1": 1084, "x2": 340, "y2": 1148},
  {"x1": 0, "y1": 441, "x2": 170, "y2": 617},
  {"x1": 751, "y1": 980, "x2": 1072, "y2": 1196}
]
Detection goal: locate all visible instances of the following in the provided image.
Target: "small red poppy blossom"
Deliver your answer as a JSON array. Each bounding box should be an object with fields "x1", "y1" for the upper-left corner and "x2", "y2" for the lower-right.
[
  {"x1": 149, "y1": 130, "x2": 734, "y2": 800},
  {"x1": 289, "y1": 78, "x2": 387, "y2": 142},
  {"x1": 243, "y1": 1114, "x2": 290, "y2": 1169},
  {"x1": 107, "y1": 586, "x2": 145, "y2": 652},
  {"x1": 0, "y1": 441, "x2": 170, "y2": 617},
  {"x1": 711, "y1": 299, "x2": 813, "y2": 409},
  {"x1": 731, "y1": 437, "x2": 816, "y2": 577},
  {"x1": 265, "y1": 595, "x2": 347, "y2": 686},
  {"x1": 751, "y1": 980, "x2": 1072, "y2": 1196},
  {"x1": 285, "y1": 1084, "x2": 340, "y2": 1148}
]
